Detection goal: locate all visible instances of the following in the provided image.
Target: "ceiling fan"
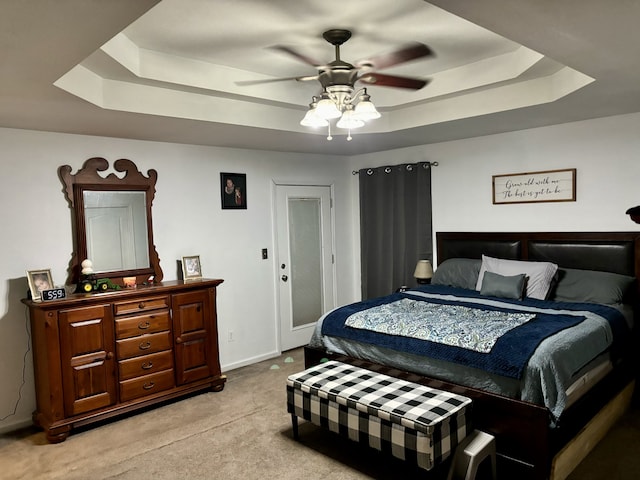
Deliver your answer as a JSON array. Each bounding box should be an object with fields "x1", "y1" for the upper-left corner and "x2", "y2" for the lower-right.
[
  {"x1": 237, "y1": 28, "x2": 433, "y2": 91},
  {"x1": 237, "y1": 29, "x2": 433, "y2": 138}
]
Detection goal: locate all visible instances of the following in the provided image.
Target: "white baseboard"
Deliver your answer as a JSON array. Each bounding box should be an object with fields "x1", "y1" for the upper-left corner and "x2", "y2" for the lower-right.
[{"x1": 221, "y1": 350, "x2": 282, "y2": 372}]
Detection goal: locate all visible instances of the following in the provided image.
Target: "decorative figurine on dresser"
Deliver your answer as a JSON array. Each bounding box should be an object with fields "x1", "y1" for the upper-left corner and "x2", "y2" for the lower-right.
[{"x1": 22, "y1": 158, "x2": 226, "y2": 443}]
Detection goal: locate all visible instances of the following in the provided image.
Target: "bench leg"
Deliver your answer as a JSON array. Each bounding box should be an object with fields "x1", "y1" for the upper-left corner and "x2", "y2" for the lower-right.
[{"x1": 291, "y1": 414, "x2": 299, "y2": 440}]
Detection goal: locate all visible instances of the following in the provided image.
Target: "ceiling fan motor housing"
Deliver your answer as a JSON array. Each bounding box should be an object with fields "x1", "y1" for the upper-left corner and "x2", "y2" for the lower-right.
[{"x1": 322, "y1": 29, "x2": 352, "y2": 46}]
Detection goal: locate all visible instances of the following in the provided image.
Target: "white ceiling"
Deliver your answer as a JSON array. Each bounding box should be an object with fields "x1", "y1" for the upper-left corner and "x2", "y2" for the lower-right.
[{"x1": 3, "y1": 0, "x2": 640, "y2": 156}]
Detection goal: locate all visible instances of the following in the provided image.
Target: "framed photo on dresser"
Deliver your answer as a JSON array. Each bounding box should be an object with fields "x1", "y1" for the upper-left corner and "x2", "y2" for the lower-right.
[
  {"x1": 181, "y1": 255, "x2": 202, "y2": 280},
  {"x1": 27, "y1": 269, "x2": 53, "y2": 301}
]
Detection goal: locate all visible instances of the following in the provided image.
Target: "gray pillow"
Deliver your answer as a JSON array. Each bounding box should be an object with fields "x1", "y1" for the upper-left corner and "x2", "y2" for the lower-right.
[
  {"x1": 432, "y1": 258, "x2": 482, "y2": 290},
  {"x1": 475, "y1": 255, "x2": 558, "y2": 300},
  {"x1": 550, "y1": 268, "x2": 636, "y2": 305},
  {"x1": 480, "y1": 271, "x2": 527, "y2": 300}
]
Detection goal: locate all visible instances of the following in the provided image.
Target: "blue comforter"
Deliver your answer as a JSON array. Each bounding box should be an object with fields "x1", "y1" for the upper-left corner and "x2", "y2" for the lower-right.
[{"x1": 321, "y1": 285, "x2": 628, "y2": 379}]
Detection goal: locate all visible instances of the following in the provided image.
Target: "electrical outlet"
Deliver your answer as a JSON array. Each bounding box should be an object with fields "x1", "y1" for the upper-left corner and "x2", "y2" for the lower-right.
[
  {"x1": 228, "y1": 331, "x2": 234, "y2": 342},
  {"x1": 262, "y1": 248, "x2": 268, "y2": 259}
]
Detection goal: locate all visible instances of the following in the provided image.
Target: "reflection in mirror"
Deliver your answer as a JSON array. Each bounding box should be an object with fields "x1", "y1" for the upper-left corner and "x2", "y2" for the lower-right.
[{"x1": 83, "y1": 191, "x2": 150, "y2": 273}]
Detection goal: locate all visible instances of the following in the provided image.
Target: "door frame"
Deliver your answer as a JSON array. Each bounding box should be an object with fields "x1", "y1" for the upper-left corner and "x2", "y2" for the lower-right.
[{"x1": 271, "y1": 180, "x2": 337, "y2": 353}]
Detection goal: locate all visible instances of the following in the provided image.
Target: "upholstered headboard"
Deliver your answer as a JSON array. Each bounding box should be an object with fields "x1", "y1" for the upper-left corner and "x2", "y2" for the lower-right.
[{"x1": 436, "y1": 232, "x2": 640, "y2": 277}]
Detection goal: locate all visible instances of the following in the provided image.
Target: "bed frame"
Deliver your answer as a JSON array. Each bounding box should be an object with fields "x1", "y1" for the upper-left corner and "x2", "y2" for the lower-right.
[{"x1": 305, "y1": 231, "x2": 640, "y2": 480}]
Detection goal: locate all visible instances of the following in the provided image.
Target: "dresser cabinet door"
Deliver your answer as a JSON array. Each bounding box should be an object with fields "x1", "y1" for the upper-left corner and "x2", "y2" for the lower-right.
[
  {"x1": 58, "y1": 304, "x2": 117, "y2": 416},
  {"x1": 172, "y1": 290, "x2": 218, "y2": 384}
]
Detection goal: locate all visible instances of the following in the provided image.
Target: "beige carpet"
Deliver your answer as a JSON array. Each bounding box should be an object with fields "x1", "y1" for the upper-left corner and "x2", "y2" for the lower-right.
[{"x1": 1, "y1": 348, "x2": 639, "y2": 479}]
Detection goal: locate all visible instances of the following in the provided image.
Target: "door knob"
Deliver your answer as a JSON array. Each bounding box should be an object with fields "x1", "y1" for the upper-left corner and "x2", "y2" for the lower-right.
[{"x1": 281, "y1": 275, "x2": 288, "y2": 282}]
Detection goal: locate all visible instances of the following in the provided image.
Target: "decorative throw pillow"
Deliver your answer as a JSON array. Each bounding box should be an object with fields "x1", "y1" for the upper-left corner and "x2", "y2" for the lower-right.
[
  {"x1": 475, "y1": 255, "x2": 558, "y2": 300},
  {"x1": 480, "y1": 271, "x2": 527, "y2": 300}
]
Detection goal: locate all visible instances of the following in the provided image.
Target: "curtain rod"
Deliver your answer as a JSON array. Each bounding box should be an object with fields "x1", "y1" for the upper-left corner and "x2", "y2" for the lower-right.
[{"x1": 352, "y1": 161, "x2": 438, "y2": 175}]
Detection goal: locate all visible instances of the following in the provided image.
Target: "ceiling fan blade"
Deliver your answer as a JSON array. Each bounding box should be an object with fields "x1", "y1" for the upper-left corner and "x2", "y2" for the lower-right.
[
  {"x1": 357, "y1": 42, "x2": 433, "y2": 70},
  {"x1": 269, "y1": 45, "x2": 325, "y2": 67},
  {"x1": 358, "y1": 73, "x2": 429, "y2": 90},
  {"x1": 235, "y1": 75, "x2": 318, "y2": 86}
]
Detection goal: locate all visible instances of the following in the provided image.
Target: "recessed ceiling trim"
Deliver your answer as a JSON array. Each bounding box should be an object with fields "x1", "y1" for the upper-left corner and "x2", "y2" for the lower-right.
[
  {"x1": 55, "y1": 56, "x2": 593, "y2": 136},
  {"x1": 389, "y1": 67, "x2": 595, "y2": 129}
]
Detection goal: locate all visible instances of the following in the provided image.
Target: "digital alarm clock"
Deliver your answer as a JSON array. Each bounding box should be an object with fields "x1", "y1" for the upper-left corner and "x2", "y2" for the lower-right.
[{"x1": 40, "y1": 287, "x2": 67, "y2": 301}]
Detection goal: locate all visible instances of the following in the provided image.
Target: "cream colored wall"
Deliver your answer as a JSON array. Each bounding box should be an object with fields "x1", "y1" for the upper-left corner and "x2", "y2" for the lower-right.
[{"x1": 0, "y1": 128, "x2": 356, "y2": 433}]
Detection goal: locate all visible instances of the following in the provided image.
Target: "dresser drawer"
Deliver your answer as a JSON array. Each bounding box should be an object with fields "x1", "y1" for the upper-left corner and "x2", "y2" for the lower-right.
[
  {"x1": 116, "y1": 331, "x2": 172, "y2": 360},
  {"x1": 119, "y1": 369, "x2": 175, "y2": 402},
  {"x1": 118, "y1": 350, "x2": 174, "y2": 381},
  {"x1": 113, "y1": 296, "x2": 170, "y2": 316},
  {"x1": 115, "y1": 311, "x2": 170, "y2": 339}
]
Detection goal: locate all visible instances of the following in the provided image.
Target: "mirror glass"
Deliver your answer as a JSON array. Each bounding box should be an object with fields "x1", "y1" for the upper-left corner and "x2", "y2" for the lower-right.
[{"x1": 83, "y1": 190, "x2": 150, "y2": 273}]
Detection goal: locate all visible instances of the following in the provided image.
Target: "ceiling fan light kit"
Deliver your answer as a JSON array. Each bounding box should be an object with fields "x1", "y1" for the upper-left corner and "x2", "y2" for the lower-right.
[{"x1": 301, "y1": 87, "x2": 378, "y2": 131}]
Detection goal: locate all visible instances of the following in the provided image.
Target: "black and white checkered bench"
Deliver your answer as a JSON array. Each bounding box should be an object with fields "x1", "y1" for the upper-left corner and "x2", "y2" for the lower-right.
[{"x1": 286, "y1": 360, "x2": 473, "y2": 471}]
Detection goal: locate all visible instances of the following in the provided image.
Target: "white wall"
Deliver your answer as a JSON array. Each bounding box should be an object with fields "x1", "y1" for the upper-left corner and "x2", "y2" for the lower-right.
[
  {"x1": 2, "y1": 111, "x2": 640, "y2": 434},
  {"x1": 0, "y1": 128, "x2": 357, "y2": 433},
  {"x1": 350, "y1": 112, "x2": 640, "y2": 263}
]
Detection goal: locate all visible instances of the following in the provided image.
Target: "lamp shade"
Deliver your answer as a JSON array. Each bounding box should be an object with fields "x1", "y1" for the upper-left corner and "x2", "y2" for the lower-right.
[{"x1": 414, "y1": 260, "x2": 433, "y2": 280}]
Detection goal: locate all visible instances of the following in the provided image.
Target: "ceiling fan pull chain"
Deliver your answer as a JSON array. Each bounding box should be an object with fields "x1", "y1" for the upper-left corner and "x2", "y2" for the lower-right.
[{"x1": 327, "y1": 123, "x2": 333, "y2": 141}]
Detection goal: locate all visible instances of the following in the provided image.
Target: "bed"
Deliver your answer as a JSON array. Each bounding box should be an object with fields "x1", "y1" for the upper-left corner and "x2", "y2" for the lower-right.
[{"x1": 305, "y1": 231, "x2": 639, "y2": 480}]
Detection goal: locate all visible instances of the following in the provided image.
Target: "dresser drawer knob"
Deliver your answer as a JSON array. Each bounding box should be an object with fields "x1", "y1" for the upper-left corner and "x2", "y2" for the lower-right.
[
  {"x1": 138, "y1": 302, "x2": 145, "y2": 309},
  {"x1": 139, "y1": 341, "x2": 152, "y2": 350},
  {"x1": 142, "y1": 382, "x2": 155, "y2": 390},
  {"x1": 138, "y1": 321, "x2": 151, "y2": 330},
  {"x1": 141, "y1": 361, "x2": 153, "y2": 370}
]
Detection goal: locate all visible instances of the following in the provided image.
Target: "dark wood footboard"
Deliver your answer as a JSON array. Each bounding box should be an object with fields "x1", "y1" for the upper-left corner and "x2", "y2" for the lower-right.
[{"x1": 304, "y1": 345, "x2": 634, "y2": 480}]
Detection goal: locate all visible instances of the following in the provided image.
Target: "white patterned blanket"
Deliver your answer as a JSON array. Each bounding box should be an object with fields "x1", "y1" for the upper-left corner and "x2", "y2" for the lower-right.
[{"x1": 345, "y1": 298, "x2": 535, "y2": 353}]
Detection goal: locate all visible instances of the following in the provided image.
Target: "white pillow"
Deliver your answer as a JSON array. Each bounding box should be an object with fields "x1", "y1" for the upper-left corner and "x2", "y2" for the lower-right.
[{"x1": 475, "y1": 255, "x2": 558, "y2": 300}]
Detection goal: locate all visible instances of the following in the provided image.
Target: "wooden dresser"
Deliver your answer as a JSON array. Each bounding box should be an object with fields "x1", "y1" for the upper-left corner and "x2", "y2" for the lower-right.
[{"x1": 23, "y1": 278, "x2": 226, "y2": 443}]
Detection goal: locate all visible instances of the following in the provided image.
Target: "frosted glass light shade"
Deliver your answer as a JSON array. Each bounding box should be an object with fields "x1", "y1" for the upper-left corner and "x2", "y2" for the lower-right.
[
  {"x1": 336, "y1": 108, "x2": 364, "y2": 129},
  {"x1": 354, "y1": 99, "x2": 381, "y2": 120},
  {"x1": 315, "y1": 97, "x2": 342, "y2": 119},
  {"x1": 300, "y1": 108, "x2": 329, "y2": 127}
]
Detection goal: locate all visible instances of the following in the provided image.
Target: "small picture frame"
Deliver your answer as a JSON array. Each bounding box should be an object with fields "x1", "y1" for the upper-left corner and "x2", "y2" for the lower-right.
[
  {"x1": 27, "y1": 269, "x2": 54, "y2": 301},
  {"x1": 181, "y1": 255, "x2": 202, "y2": 280},
  {"x1": 220, "y1": 172, "x2": 247, "y2": 209}
]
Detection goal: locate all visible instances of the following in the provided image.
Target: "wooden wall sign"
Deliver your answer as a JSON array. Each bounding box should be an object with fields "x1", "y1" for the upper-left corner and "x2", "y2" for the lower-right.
[{"x1": 492, "y1": 168, "x2": 576, "y2": 204}]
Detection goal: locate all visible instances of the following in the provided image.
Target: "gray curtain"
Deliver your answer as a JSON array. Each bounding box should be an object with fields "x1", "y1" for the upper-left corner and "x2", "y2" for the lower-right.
[{"x1": 359, "y1": 162, "x2": 433, "y2": 299}]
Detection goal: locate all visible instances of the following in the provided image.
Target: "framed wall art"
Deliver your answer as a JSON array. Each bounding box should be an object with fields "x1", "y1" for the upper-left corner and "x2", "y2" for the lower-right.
[
  {"x1": 181, "y1": 255, "x2": 202, "y2": 280},
  {"x1": 27, "y1": 269, "x2": 54, "y2": 301},
  {"x1": 492, "y1": 168, "x2": 576, "y2": 204},
  {"x1": 220, "y1": 172, "x2": 247, "y2": 209}
]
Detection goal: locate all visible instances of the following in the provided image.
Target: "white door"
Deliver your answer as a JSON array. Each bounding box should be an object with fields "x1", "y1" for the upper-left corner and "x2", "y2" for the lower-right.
[{"x1": 275, "y1": 184, "x2": 335, "y2": 351}]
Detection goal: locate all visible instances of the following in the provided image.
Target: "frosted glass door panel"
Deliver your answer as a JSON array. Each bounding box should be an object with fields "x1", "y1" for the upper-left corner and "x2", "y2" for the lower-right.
[{"x1": 288, "y1": 198, "x2": 323, "y2": 328}]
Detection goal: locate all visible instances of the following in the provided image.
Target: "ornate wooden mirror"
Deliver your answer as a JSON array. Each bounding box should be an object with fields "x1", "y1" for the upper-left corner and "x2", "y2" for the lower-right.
[{"x1": 59, "y1": 157, "x2": 163, "y2": 285}]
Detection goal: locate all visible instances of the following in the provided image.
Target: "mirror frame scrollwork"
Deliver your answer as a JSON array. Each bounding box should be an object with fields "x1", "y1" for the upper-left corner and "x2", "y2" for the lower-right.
[{"x1": 59, "y1": 157, "x2": 163, "y2": 285}]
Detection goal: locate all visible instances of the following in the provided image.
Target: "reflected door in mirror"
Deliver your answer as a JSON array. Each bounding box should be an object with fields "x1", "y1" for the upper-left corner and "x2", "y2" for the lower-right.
[{"x1": 83, "y1": 191, "x2": 150, "y2": 273}]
